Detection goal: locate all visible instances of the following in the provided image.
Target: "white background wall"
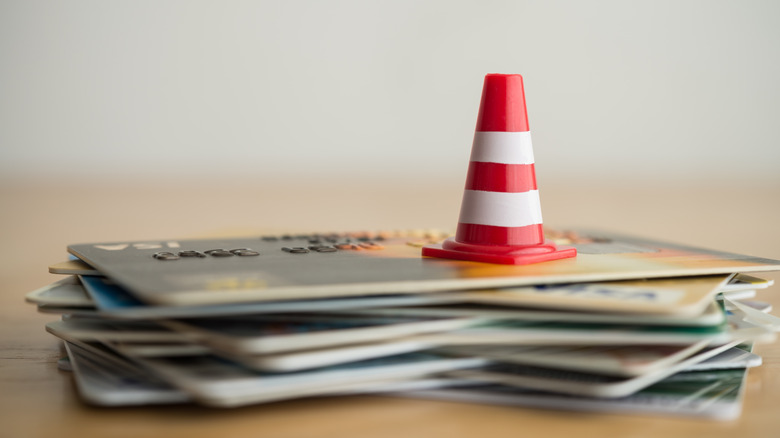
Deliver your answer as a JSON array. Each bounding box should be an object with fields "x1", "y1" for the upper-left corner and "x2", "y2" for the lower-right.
[{"x1": 2, "y1": 0, "x2": 779, "y2": 183}]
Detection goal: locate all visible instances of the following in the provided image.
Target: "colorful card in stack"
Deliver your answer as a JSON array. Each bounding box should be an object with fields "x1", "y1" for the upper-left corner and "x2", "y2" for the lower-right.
[
  {"x1": 402, "y1": 368, "x2": 751, "y2": 421},
  {"x1": 63, "y1": 230, "x2": 780, "y2": 305},
  {"x1": 28, "y1": 271, "x2": 775, "y2": 320}
]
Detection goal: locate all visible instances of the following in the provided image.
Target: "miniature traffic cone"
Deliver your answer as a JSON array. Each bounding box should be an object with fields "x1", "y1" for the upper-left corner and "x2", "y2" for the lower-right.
[{"x1": 422, "y1": 73, "x2": 576, "y2": 265}]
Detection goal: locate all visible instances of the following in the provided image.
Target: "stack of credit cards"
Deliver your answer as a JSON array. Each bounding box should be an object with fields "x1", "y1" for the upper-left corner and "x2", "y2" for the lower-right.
[{"x1": 26, "y1": 229, "x2": 780, "y2": 420}]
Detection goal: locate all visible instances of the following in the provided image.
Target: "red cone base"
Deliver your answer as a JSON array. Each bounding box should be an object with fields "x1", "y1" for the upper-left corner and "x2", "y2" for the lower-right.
[{"x1": 422, "y1": 238, "x2": 576, "y2": 265}]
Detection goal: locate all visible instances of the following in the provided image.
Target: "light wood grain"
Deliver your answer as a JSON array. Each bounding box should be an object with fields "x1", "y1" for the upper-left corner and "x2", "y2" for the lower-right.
[{"x1": 2, "y1": 178, "x2": 779, "y2": 438}]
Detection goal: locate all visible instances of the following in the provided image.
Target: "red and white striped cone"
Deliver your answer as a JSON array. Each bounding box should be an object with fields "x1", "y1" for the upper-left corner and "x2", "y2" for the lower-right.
[{"x1": 422, "y1": 73, "x2": 576, "y2": 265}]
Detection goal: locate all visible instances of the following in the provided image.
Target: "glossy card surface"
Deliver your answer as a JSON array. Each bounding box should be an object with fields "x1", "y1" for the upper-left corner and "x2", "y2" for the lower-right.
[{"x1": 67, "y1": 230, "x2": 780, "y2": 306}]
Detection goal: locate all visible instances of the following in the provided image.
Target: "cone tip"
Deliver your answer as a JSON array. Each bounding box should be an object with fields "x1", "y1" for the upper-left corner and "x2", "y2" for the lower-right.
[{"x1": 476, "y1": 73, "x2": 529, "y2": 132}]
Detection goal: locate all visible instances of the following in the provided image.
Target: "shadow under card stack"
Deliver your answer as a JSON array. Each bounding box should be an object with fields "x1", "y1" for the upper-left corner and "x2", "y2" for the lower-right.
[{"x1": 24, "y1": 74, "x2": 780, "y2": 419}]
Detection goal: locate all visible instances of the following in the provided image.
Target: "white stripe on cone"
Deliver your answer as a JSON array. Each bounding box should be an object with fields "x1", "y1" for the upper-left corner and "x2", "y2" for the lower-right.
[
  {"x1": 457, "y1": 189, "x2": 543, "y2": 228},
  {"x1": 469, "y1": 131, "x2": 535, "y2": 164}
]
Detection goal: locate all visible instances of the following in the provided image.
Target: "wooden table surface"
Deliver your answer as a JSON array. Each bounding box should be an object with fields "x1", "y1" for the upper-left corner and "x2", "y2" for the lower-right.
[{"x1": 2, "y1": 178, "x2": 779, "y2": 438}]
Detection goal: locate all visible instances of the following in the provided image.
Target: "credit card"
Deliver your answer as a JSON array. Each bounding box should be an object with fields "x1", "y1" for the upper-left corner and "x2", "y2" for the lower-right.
[{"x1": 66, "y1": 230, "x2": 780, "y2": 306}]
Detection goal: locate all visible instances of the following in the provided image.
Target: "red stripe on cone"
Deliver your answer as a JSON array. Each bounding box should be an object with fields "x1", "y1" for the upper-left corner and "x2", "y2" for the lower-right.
[
  {"x1": 475, "y1": 74, "x2": 529, "y2": 132},
  {"x1": 464, "y1": 162, "x2": 537, "y2": 193},
  {"x1": 456, "y1": 223, "x2": 544, "y2": 246}
]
